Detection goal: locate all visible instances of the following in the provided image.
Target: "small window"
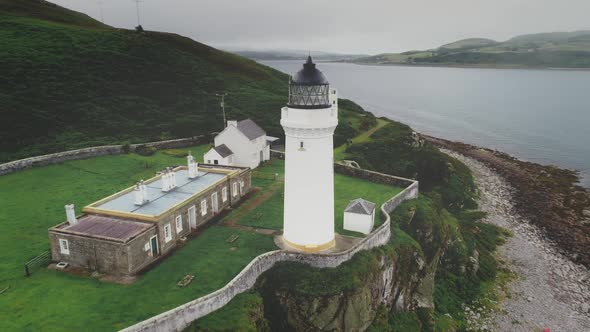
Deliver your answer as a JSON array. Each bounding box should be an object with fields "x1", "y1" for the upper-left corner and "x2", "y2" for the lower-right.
[
  {"x1": 222, "y1": 187, "x2": 228, "y2": 202},
  {"x1": 207, "y1": 160, "x2": 211, "y2": 164},
  {"x1": 232, "y1": 182, "x2": 238, "y2": 196},
  {"x1": 164, "y1": 223, "x2": 172, "y2": 243},
  {"x1": 240, "y1": 180, "x2": 244, "y2": 194},
  {"x1": 59, "y1": 239, "x2": 70, "y2": 255},
  {"x1": 214, "y1": 160, "x2": 219, "y2": 165},
  {"x1": 175, "y1": 215, "x2": 183, "y2": 233},
  {"x1": 201, "y1": 200, "x2": 207, "y2": 216}
]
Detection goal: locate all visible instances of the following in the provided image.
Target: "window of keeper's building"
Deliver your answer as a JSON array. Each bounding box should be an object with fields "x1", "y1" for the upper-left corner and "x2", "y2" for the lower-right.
[
  {"x1": 222, "y1": 187, "x2": 228, "y2": 202},
  {"x1": 201, "y1": 200, "x2": 207, "y2": 215},
  {"x1": 232, "y1": 182, "x2": 238, "y2": 196},
  {"x1": 164, "y1": 223, "x2": 172, "y2": 242},
  {"x1": 59, "y1": 239, "x2": 69, "y2": 255},
  {"x1": 175, "y1": 215, "x2": 183, "y2": 233}
]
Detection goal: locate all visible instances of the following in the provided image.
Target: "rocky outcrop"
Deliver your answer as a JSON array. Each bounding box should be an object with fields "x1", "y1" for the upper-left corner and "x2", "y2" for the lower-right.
[
  {"x1": 258, "y1": 202, "x2": 451, "y2": 332},
  {"x1": 425, "y1": 135, "x2": 590, "y2": 268},
  {"x1": 260, "y1": 245, "x2": 431, "y2": 332}
]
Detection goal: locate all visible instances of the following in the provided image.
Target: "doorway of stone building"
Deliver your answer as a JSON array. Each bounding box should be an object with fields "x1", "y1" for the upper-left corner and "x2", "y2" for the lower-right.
[
  {"x1": 150, "y1": 235, "x2": 159, "y2": 257},
  {"x1": 188, "y1": 205, "x2": 197, "y2": 229},
  {"x1": 211, "y1": 192, "x2": 219, "y2": 214}
]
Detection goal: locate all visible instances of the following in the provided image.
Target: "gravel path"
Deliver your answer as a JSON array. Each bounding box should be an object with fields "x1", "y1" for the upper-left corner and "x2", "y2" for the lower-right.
[{"x1": 443, "y1": 149, "x2": 590, "y2": 332}]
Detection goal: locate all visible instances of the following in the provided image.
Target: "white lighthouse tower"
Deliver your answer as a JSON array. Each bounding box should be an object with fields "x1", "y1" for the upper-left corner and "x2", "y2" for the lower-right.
[{"x1": 281, "y1": 56, "x2": 338, "y2": 252}]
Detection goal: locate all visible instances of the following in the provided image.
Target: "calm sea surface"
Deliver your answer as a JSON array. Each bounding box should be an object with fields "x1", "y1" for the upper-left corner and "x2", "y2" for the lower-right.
[{"x1": 262, "y1": 60, "x2": 590, "y2": 187}]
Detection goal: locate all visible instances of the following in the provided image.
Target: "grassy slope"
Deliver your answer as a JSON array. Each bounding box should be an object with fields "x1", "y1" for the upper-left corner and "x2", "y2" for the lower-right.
[
  {"x1": 0, "y1": 0, "x2": 287, "y2": 161},
  {"x1": 0, "y1": 1, "x2": 367, "y2": 162},
  {"x1": 355, "y1": 31, "x2": 590, "y2": 68}
]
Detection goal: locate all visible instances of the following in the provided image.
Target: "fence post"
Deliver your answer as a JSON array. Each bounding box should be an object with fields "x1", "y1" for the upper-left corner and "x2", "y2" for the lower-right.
[{"x1": 24, "y1": 264, "x2": 30, "y2": 277}]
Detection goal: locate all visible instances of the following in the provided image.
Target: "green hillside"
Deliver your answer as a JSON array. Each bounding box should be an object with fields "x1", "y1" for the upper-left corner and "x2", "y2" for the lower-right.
[
  {"x1": 354, "y1": 30, "x2": 590, "y2": 68},
  {"x1": 0, "y1": 0, "x2": 293, "y2": 162},
  {"x1": 440, "y1": 38, "x2": 498, "y2": 50}
]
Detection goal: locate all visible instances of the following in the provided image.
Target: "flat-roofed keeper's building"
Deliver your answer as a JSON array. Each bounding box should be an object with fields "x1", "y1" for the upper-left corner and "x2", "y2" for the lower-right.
[
  {"x1": 49, "y1": 161, "x2": 251, "y2": 276},
  {"x1": 204, "y1": 118, "x2": 271, "y2": 169}
]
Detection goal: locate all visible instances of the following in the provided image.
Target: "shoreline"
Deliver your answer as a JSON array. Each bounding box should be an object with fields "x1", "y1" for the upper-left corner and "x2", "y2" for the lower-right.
[
  {"x1": 424, "y1": 135, "x2": 590, "y2": 269},
  {"x1": 329, "y1": 60, "x2": 590, "y2": 72},
  {"x1": 443, "y1": 149, "x2": 590, "y2": 331}
]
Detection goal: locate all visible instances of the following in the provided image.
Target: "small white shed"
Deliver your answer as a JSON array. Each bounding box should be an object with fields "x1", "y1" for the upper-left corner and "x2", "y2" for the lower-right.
[
  {"x1": 203, "y1": 144, "x2": 234, "y2": 166},
  {"x1": 343, "y1": 198, "x2": 376, "y2": 235}
]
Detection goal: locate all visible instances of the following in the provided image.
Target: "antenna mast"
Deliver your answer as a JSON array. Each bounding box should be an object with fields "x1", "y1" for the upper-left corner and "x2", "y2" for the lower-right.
[
  {"x1": 97, "y1": 0, "x2": 104, "y2": 23},
  {"x1": 215, "y1": 93, "x2": 228, "y2": 128},
  {"x1": 132, "y1": 0, "x2": 144, "y2": 26}
]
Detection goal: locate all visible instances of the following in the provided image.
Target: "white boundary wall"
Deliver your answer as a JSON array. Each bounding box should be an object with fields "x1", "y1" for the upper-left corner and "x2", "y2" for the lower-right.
[
  {"x1": 0, "y1": 136, "x2": 205, "y2": 176},
  {"x1": 120, "y1": 164, "x2": 419, "y2": 332}
]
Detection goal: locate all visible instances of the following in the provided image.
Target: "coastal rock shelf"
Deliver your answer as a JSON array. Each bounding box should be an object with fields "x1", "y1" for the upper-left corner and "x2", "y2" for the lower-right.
[{"x1": 443, "y1": 149, "x2": 590, "y2": 332}]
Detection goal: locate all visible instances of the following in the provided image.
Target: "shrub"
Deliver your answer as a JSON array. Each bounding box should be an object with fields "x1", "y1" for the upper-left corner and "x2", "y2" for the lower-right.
[
  {"x1": 135, "y1": 144, "x2": 156, "y2": 156},
  {"x1": 162, "y1": 149, "x2": 188, "y2": 158}
]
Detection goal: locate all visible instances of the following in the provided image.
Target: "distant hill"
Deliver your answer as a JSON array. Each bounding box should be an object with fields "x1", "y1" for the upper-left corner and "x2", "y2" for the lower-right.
[
  {"x1": 0, "y1": 0, "x2": 293, "y2": 162},
  {"x1": 233, "y1": 49, "x2": 367, "y2": 61},
  {"x1": 353, "y1": 30, "x2": 590, "y2": 68}
]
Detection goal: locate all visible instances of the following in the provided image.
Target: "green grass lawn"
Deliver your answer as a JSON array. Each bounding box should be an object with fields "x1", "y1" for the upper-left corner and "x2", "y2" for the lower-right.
[
  {"x1": 0, "y1": 144, "x2": 277, "y2": 331},
  {"x1": 237, "y1": 160, "x2": 403, "y2": 236},
  {"x1": 0, "y1": 145, "x2": 403, "y2": 331}
]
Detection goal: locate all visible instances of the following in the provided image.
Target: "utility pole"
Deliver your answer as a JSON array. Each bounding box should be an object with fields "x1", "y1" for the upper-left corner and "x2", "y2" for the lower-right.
[
  {"x1": 132, "y1": 0, "x2": 144, "y2": 26},
  {"x1": 215, "y1": 93, "x2": 228, "y2": 128}
]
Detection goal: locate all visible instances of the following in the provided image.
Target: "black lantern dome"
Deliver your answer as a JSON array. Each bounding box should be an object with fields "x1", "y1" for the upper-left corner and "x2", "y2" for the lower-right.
[{"x1": 288, "y1": 56, "x2": 331, "y2": 109}]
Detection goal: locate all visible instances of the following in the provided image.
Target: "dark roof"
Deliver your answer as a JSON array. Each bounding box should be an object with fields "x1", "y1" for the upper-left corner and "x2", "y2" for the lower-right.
[
  {"x1": 292, "y1": 56, "x2": 329, "y2": 86},
  {"x1": 63, "y1": 215, "x2": 153, "y2": 242},
  {"x1": 344, "y1": 198, "x2": 376, "y2": 215},
  {"x1": 213, "y1": 144, "x2": 234, "y2": 158},
  {"x1": 237, "y1": 118, "x2": 266, "y2": 140}
]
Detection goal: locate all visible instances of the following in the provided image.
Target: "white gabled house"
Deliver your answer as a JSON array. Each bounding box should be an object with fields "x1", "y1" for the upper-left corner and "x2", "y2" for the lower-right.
[
  {"x1": 204, "y1": 119, "x2": 270, "y2": 169},
  {"x1": 343, "y1": 198, "x2": 376, "y2": 235}
]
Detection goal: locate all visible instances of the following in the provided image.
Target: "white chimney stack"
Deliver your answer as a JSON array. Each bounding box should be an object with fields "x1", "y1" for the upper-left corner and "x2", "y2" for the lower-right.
[
  {"x1": 161, "y1": 170, "x2": 170, "y2": 192},
  {"x1": 187, "y1": 152, "x2": 199, "y2": 179},
  {"x1": 65, "y1": 204, "x2": 77, "y2": 225},
  {"x1": 140, "y1": 180, "x2": 149, "y2": 203},
  {"x1": 161, "y1": 168, "x2": 177, "y2": 192},
  {"x1": 134, "y1": 183, "x2": 143, "y2": 205}
]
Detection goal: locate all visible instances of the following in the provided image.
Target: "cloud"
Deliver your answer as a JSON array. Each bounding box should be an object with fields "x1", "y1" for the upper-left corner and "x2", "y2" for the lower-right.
[{"x1": 52, "y1": 0, "x2": 590, "y2": 54}]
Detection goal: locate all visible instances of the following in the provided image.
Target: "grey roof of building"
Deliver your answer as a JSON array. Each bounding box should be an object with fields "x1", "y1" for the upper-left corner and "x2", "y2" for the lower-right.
[
  {"x1": 344, "y1": 198, "x2": 376, "y2": 215},
  {"x1": 213, "y1": 144, "x2": 233, "y2": 157},
  {"x1": 64, "y1": 215, "x2": 154, "y2": 242},
  {"x1": 237, "y1": 119, "x2": 265, "y2": 140},
  {"x1": 95, "y1": 170, "x2": 225, "y2": 217}
]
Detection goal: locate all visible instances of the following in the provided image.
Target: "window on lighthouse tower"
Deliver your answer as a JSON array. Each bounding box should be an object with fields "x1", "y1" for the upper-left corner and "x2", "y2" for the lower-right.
[{"x1": 299, "y1": 141, "x2": 305, "y2": 151}]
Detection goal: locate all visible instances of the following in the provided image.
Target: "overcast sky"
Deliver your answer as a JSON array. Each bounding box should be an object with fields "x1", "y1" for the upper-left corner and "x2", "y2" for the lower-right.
[{"x1": 52, "y1": 0, "x2": 590, "y2": 54}]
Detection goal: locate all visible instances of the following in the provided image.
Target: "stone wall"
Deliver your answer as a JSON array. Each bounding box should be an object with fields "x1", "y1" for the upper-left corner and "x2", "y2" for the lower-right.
[
  {"x1": 120, "y1": 165, "x2": 419, "y2": 332},
  {"x1": 0, "y1": 136, "x2": 206, "y2": 176}
]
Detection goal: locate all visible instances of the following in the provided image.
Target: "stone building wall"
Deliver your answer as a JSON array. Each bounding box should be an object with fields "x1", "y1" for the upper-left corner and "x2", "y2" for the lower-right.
[
  {"x1": 0, "y1": 136, "x2": 206, "y2": 176},
  {"x1": 49, "y1": 230, "x2": 130, "y2": 276},
  {"x1": 127, "y1": 228, "x2": 160, "y2": 275},
  {"x1": 120, "y1": 165, "x2": 419, "y2": 332}
]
